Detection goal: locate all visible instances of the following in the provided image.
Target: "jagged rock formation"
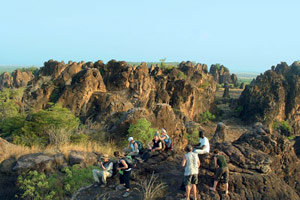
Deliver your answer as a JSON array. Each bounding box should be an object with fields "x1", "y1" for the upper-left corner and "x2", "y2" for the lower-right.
[
  {"x1": 0, "y1": 70, "x2": 34, "y2": 88},
  {"x1": 19, "y1": 59, "x2": 216, "y2": 144},
  {"x1": 210, "y1": 64, "x2": 238, "y2": 86},
  {"x1": 238, "y1": 61, "x2": 300, "y2": 134}
]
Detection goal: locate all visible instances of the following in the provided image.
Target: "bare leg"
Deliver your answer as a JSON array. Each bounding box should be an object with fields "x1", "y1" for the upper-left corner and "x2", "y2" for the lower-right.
[
  {"x1": 225, "y1": 183, "x2": 229, "y2": 195},
  {"x1": 186, "y1": 185, "x2": 191, "y2": 200},
  {"x1": 209, "y1": 180, "x2": 218, "y2": 191},
  {"x1": 192, "y1": 184, "x2": 197, "y2": 200}
]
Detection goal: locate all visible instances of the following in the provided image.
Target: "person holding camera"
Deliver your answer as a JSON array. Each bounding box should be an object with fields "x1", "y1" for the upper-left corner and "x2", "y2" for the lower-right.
[{"x1": 92, "y1": 154, "x2": 113, "y2": 187}]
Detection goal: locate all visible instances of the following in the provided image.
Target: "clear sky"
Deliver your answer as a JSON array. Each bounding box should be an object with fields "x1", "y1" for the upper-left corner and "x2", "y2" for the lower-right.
[{"x1": 0, "y1": 0, "x2": 299, "y2": 72}]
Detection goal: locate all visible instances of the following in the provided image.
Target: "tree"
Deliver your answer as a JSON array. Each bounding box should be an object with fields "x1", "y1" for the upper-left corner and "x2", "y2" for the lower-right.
[
  {"x1": 127, "y1": 118, "x2": 156, "y2": 145},
  {"x1": 13, "y1": 103, "x2": 80, "y2": 147}
]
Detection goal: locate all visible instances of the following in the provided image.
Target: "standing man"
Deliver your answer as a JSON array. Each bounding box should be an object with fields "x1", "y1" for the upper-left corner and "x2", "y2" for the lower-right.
[
  {"x1": 182, "y1": 145, "x2": 200, "y2": 200},
  {"x1": 210, "y1": 149, "x2": 229, "y2": 195},
  {"x1": 194, "y1": 130, "x2": 210, "y2": 154},
  {"x1": 92, "y1": 154, "x2": 113, "y2": 187}
]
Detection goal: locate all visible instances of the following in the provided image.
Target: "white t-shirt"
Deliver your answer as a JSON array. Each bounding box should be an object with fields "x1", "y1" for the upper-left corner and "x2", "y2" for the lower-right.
[{"x1": 199, "y1": 137, "x2": 210, "y2": 153}]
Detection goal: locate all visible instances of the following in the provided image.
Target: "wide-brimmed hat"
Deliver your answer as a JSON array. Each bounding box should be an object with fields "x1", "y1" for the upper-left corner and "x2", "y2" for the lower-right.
[
  {"x1": 161, "y1": 128, "x2": 167, "y2": 134},
  {"x1": 101, "y1": 154, "x2": 109, "y2": 159}
]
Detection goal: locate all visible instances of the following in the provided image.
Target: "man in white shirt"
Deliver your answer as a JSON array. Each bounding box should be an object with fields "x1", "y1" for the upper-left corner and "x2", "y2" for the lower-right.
[{"x1": 194, "y1": 130, "x2": 210, "y2": 154}]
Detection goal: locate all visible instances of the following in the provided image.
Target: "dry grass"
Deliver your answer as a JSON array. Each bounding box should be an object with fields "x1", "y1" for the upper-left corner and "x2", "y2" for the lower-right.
[
  {"x1": 0, "y1": 143, "x2": 41, "y2": 162},
  {"x1": 136, "y1": 172, "x2": 168, "y2": 200},
  {"x1": 0, "y1": 141, "x2": 119, "y2": 163}
]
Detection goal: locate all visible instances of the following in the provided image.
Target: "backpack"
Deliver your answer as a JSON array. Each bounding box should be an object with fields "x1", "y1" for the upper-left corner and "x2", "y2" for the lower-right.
[
  {"x1": 112, "y1": 162, "x2": 119, "y2": 177},
  {"x1": 134, "y1": 141, "x2": 144, "y2": 154},
  {"x1": 123, "y1": 156, "x2": 133, "y2": 169}
]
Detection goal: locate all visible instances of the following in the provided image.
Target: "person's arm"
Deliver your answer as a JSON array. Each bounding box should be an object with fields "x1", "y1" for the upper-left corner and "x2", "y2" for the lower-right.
[
  {"x1": 100, "y1": 162, "x2": 105, "y2": 170},
  {"x1": 106, "y1": 162, "x2": 113, "y2": 172},
  {"x1": 154, "y1": 141, "x2": 162, "y2": 151},
  {"x1": 182, "y1": 155, "x2": 186, "y2": 167},
  {"x1": 134, "y1": 142, "x2": 138, "y2": 152},
  {"x1": 148, "y1": 141, "x2": 153, "y2": 150},
  {"x1": 117, "y1": 159, "x2": 128, "y2": 171},
  {"x1": 214, "y1": 156, "x2": 218, "y2": 168},
  {"x1": 197, "y1": 157, "x2": 200, "y2": 168}
]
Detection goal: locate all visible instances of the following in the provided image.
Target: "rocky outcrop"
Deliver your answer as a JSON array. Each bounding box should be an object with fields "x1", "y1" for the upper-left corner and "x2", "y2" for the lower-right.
[
  {"x1": 0, "y1": 70, "x2": 34, "y2": 89},
  {"x1": 18, "y1": 59, "x2": 216, "y2": 144},
  {"x1": 210, "y1": 64, "x2": 238, "y2": 86},
  {"x1": 238, "y1": 61, "x2": 300, "y2": 135}
]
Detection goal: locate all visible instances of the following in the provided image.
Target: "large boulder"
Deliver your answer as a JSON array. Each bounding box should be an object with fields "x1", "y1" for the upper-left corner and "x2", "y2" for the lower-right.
[{"x1": 238, "y1": 61, "x2": 300, "y2": 135}]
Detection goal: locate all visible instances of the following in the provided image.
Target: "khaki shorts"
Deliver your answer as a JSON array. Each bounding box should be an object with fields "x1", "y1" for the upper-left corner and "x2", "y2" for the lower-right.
[
  {"x1": 216, "y1": 167, "x2": 229, "y2": 183},
  {"x1": 184, "y1": 174, "x2": 198, "y2": 186}
]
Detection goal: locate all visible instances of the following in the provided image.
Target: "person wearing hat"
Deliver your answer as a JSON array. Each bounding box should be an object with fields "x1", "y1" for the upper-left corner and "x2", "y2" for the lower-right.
[
  {"x1": 123, "y1": 137, "x2": 139, "y2": 157},
  {"x1": 148, "y1": 131, "x2": 163, "y2": 152},
  {"x1": 182, "y1": 145, "x2": 200, "y2": 200},
  {"x1": 92, "y1": 154, "x2": 113, "y2": 187},
  {"x1": 160, "y1": 128, "x2": 172, "y2": 151}
]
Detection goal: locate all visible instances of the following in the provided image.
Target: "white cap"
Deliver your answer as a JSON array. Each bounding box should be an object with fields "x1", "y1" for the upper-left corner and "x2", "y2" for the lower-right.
[
  {"x1": 128, "y1": 137, "x2": 133, "y2": 142},
  {"x1": 161, "y1": 128, "x2": 167, "y2": 134}
]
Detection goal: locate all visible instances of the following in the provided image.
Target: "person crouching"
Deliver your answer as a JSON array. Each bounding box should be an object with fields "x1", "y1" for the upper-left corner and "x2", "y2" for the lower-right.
[{"x1": 92, "y1": 154, "x2": 113, "y2": 187}]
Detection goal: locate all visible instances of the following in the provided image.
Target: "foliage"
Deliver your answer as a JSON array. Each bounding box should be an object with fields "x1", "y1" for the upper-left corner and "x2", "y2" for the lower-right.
[
  {"x1": 273, "y1": 120, "x2": 292, "y2": 136},
  {"x1": 199, "y1": 81, "x2": 210, "y2": 89},
  {"x1": 17, "y1": 170, "x2": 56, "y2": 200},
  {"x1": 177, "y1": 71, "x2": 187, "y2": 79},
  {"x1": 0, "y1": 88, "x2": 25, "y2": 137},
  {"x1": 185, "y1": 128, "x2": 199, "y2": 145},
  {"x1": 127, "y1": 118, "x2": 156, "y2": 145},
  {"x1": 199, "y1": 111, "x2": 216, "y2": 123},
  {"x1": 13, "y1": 103, "x2": 80, "y2": 147},
  {"x1": 17, "y1": 66, "x2": 39, "y2": 75},
  {"x1": 136, "y1": 172, "x2": 167, "y2": 200},
  {"x1": 235, "y1": 106, "x2": 243, "y2": 114},
  {"x1": 17, "y1": 165, "x2": 94, "y2": 200}
]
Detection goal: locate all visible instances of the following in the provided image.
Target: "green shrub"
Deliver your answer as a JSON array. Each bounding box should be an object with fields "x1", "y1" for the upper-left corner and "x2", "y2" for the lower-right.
[
  {"x1": 17, "y1": 170, "x2": 56, "y2": 200},
  {"x1": 128, "y1": 118, "x2": 156, "y2": 145},
  {"x1": 177, "y1": 71, "x2": 187, "y2": 79},
  {"x1": 13, "y1": 103, "x2": 80, "y2": 147},
  {"x1": 17, "y1": 165, "x2": 94, "y2": 200},
  {"x1": 199, "y1": 111, "x2": 216, "y2": 123},
  {"x1": 273, "y1": 120, "x2": 292, "y2": 136},
  {"x1": 235, "y1": 106, "x2": 243, "y2": 114},
  {"x1": 185, "y1": 128, "x2": 199, "y2": 145}
]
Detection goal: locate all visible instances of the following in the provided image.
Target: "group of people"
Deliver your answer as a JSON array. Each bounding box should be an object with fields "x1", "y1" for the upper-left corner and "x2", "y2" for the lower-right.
[
  {"x1": 92, "y1": 128, "x2": 229, "y2": 199},
  {"x1": 182, "y1": 130, "x2": 229, "y2": 200},
  {"x1": 92, "y1": 128, "x2": 172, "y2": 198}
]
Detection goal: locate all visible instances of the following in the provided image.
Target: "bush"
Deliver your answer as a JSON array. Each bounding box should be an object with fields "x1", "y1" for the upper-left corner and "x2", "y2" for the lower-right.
[
  {"x1": 185, "y1": 128, "x2": 199, "y2": 145},
  {"x1": 0, "y1": 88, "x2": 25, "y2": 137},
  {"x1": 199, "y1": 111, "x2": 216, "y2": 123},
  {"x1": 17, "y1": 170, "x2": 56, "y2": 200},
  {"x1": 137, "y1": 173, "x2": 167, "y2": 200},
  {"x1": 273, "y1": 120, "x2": 292, "y2": 136},
  {"x1": 127, "y1": 118, "x2": 156, "y2": 145},
  {"x1": 13, "y1": 103, "x2": 80, "y2": 147},
  {"x1": 177, "y1": 71, "x2": 187, "y2": 79},
  {"x1": 17, "y1": 165, "x2": 94, "y2": 200}
]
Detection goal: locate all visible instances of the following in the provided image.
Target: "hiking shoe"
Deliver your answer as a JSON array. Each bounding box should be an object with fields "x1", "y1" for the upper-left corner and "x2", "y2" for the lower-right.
[
  {"x1": 93, "y1": 182, "x2": 100, "y2": 187},
  {"x1": 122, "y1": 192, "x2": 130, "y2": 198}
]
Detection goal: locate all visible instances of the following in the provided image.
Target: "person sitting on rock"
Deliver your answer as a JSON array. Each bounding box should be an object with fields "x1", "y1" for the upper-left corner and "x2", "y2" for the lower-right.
[
  {"x1": 148, "y1": 131, "x2": 163, "y2": 152},
  {"x1": 194, "y1": 130, "x2": 210, "y2": 154},
  {"x1": 92, "y1": 154, "x2": 113, "y2": 188},
  {"x1": 182, "y1": 145, "x2": 200, "y2": 200},
  {"x1": 210, "y1": 149, "x2": 229, "y2": 195},
  {"x1": 160, "y1": 128, "x2": 172, "y2": 151},
  {"x1": 114, "y1": 151, "x2": 132, "y2": 198},
  {"x1": 123, "y1": 137, "x2": 139, "y2": 157}
]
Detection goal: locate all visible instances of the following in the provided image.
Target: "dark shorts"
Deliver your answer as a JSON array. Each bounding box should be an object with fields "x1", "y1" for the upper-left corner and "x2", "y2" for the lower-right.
[
  {"x1": 184, "y1": 174, "x2": 198, "y2": 186},
  {"x1": 215, "y1": 167, "x2": 229, "y2": 183}
]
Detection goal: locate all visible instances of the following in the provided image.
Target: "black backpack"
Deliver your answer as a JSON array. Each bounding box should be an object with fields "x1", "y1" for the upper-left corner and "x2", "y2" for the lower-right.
[{"x1": 134, "y1": 140, "x2": 144, "y2": 154}]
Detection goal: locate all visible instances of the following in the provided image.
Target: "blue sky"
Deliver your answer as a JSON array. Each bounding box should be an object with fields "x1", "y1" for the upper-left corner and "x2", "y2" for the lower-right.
[{"x1": 0, "y1": 0, "x2": 299, "y2": 72}]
